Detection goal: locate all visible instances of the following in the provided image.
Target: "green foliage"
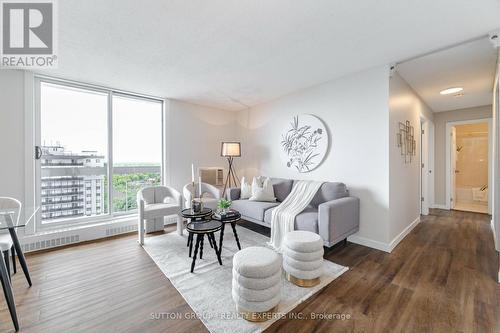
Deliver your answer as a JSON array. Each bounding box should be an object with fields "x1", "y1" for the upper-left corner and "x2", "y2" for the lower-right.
[
  {"x1": 112, "y1": 172, "x2": 161, "y2": 212},
  {"x1": 217, "y1": 198, "x2": 232, "y2": 210}
]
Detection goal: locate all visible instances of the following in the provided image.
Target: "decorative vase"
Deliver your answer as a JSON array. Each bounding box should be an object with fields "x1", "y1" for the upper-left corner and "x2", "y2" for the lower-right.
[{"x1": 192, "y1": 199, "x2": 203, "y2": 213}]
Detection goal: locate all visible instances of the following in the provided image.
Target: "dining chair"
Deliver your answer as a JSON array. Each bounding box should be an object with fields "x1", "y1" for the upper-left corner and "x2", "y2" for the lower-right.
[
  {"x1": 0, "y1": 197, "x2": 22, "y2": 331},
  {"x1": 0, "y1": 198, "x2": 20, "y2": 280}
]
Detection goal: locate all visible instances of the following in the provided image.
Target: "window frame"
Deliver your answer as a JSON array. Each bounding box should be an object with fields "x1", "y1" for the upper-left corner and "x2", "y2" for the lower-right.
[{"x1": 34, "y1": 76, "x2": 165, "y2": 232}]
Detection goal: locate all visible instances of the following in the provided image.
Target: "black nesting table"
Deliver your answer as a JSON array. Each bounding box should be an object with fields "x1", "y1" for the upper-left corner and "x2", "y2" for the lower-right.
[
  {"x1": 182, "y1": 208, "x2": 213, "y2": 251},
  {"x1": 212, "y1": 211, "x2": 242, "y2": 256},
  {"x1": 181, "y1": 207, "x2": 213, "y2": 221},
  {"x1": 186, "y1": 220, "x2": 223, "y2": 273}
]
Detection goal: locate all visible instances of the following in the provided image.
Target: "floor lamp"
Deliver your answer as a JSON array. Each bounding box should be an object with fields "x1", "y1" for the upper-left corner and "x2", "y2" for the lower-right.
[{"x1": 221, "y1": 142, "x2": 241, "y2": 197}]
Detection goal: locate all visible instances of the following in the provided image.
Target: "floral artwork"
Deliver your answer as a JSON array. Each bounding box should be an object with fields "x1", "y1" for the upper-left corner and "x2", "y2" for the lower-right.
[{"x1": 280, "y1": 115, "x2": 328, "y2": 173}]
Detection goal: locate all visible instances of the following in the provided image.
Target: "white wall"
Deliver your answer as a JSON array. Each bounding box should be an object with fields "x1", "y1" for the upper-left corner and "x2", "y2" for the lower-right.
[
  {"x1": 389, "y1": 72, "x2": 433, "y2": 243},
  {"x1": 0, "y1": 70, "x2": 26, "y2": 203},
  {"x1": 166, "y1": 100, "x2": 240, "y2": 192},
  {"x1": 239, "y1": 66, "x2": 391, "y2": 245},
  {"x1": 493, "y1": 52, "x2": 499, "y2": 254}
]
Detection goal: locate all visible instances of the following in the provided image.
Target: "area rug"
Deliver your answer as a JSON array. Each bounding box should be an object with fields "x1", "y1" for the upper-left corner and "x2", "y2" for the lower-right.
[{"x1": 143, "y1": 225, "x2": 348, "y2": 333}]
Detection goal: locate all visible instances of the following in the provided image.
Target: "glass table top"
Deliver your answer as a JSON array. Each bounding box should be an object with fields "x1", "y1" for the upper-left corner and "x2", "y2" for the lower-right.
[
  {"x1": 181, "y1": 207, "x2": 212, "y2": 218},
  {"x1": 0, "y1": 206, "x2": 39, "y2": 229},
  {"x1": 186, "y1": 220, "x2": 222, "y2": 233}
]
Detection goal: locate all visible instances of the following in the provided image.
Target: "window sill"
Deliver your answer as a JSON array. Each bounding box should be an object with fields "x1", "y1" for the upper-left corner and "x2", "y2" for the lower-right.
[{"x1": 25, "y1": 215, "x2": 137, "y2": 238}]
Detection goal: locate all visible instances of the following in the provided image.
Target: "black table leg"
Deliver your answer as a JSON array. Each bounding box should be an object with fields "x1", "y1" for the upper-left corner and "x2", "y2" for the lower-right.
[
  {"x1": 188, "y1": 233, "x2": 194, "y2": 257},
  {"x1": 218, "y1": 223, "x2": 226, "y2": 256},
  {"x1": 8, "y1": 228, "x2": 31, "y2": 287},
  {"x1": 207, "y1": 235, "x2": 213, "y2": 248},
  {"x1": 209, "y1": 233, "x2": 222, "y2": 265},
  {"x1": 3, "y1": 251, "x2": 10, "y2": 281},
  {"x1": 0, "y1": 250, "x2": 18, "y2": 331},
  {"x1": 231, "y1": 222, "x2": 242, "y2": 250},
  {"x1": 11, "y1": 245, "x2": 16, "y2": 274},
  {"x1": 199, "y1": 234, "x2": 204, "y2": 259},
  {"x1": 191, "y1": 235, "x2": 201, "y2": 273},
  {"x1": 187, "y1": 232, "x2": 191, "y2": 247}
]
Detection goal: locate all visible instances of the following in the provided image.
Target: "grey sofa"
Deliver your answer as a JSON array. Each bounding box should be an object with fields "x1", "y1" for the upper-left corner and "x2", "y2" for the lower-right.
[{"x1": 227, "y1": 178, "x2": 359, "y2": 247}]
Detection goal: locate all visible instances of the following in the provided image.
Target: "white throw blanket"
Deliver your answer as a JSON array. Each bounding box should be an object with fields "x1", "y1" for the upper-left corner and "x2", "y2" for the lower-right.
[{"x1": 268, "y1": 180, "x2": 323, "y2": 252}]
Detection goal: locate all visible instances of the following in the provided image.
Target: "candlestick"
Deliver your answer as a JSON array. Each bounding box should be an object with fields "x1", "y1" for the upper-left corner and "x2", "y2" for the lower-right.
[
  {"x1": 191, "y1": 163, "x2": 195, "y2": 183},
  {"x1": 198, "y1": 176, "x2": 202, "y2": 197}
]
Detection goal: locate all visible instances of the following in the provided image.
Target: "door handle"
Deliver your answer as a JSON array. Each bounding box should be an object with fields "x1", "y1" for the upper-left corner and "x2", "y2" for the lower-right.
[
  {"x1": 35, "y1": 146, "x2": 42, "y2": 160},
  {"x1": 454, "y1": 170, "x2": 459, "y2": 174}
]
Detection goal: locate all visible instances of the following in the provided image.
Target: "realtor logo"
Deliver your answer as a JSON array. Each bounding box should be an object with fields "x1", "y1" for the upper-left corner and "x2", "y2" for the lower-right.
[{"x1": 1, "y1": 0, "x2": 57, "y2": 68}]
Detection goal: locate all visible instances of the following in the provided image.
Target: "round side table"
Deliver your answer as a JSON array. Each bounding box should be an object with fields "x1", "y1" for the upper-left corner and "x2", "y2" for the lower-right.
[
  {"x1": 181, "y1": 208, "x2": 213, "y2": 249},
  {"x1": 186, "y1": 220, "x2": 223, "y2": 273},
  {"x1": 212, "y1": 211, "x2": 242, "y2": 256},
  {"x1": 181, "y1": 207, "x2": 212, "y2": 221}
]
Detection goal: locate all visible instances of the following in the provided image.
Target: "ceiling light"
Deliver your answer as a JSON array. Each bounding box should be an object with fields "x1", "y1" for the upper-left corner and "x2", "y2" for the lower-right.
[{"x1": 440, "y1": 87, "x2": 463, "y2": 95}]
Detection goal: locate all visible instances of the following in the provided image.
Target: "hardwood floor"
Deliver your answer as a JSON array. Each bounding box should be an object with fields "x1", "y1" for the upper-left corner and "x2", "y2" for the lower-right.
[{"x1": 0, "y1": 209, "x2": 498, "y2": 332}]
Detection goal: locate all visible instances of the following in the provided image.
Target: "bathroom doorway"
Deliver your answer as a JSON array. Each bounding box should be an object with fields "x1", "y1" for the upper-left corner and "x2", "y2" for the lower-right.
[{"x1": 447, "y1": 119, "x2": 492, "y2": 214}]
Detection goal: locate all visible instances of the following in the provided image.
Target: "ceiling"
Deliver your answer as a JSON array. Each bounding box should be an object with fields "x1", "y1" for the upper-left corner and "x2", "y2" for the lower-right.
[
  {"x1": 36, "y1": 0, "x2": 500, "y2": 111},
  {"x1": 397, "y1": 38, "x2": 498, "y2": 112}
]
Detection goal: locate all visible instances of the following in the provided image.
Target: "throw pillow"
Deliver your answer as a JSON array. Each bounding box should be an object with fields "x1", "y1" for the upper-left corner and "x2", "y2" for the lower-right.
[
  {"x1": 249, "y1": 176, "x2": 276, "y2": 202},
  {"x1": 240, "y1": 177, "x2": 252, "y2": 199}
]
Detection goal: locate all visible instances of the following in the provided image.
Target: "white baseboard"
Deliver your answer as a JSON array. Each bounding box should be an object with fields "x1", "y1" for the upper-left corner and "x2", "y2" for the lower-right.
[
  {"x1": 492, "y1": 219, "x2": 497, "y2": 249},
  {"x1": 431, "y1": 204, "x2": 448, "y2": 210},
  {"x1": 348, "y1": 217, "x2": 421, "y2": 253},
  {"x1": 387, "y1": 217, "x2": 420, "y2": 252},
  {"x1": 347, "y1": 234, "x2": 391, "y2": 252}
]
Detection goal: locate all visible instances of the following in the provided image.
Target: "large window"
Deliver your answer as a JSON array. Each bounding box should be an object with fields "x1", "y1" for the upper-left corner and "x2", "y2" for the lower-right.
[
  {"x1": 112, "y1": 95, "x2": 162, "y2": 213},
  {"x1": 36, "y1": 78, "x2": 163, "y2": 229}
]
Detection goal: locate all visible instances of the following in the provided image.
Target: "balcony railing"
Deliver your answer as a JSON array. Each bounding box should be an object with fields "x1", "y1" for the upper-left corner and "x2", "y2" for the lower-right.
[
  {"x1": 42, "y1": 199, "x2": 84, "y2": 205},
  {"x1": 42, "y1": 205, "x2": 84, "y2": 213},
  {"x1": 41, "y1": 191, "x2": 84, "y2": 197},
  {"x1": 42, "y1": 212, "x2": 84, "y2": 220},
  {"x1": 41, "y1": 184, "x2": 83, "y2": 190},
  {"x1": 42, "y1": 161, "x2": 84, "y2": 166}
]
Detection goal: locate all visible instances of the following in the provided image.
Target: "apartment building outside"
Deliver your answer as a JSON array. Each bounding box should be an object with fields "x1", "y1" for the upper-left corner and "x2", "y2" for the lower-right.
[{"x1": 40, "y1": 145, "x2": 105, "y2": 221}]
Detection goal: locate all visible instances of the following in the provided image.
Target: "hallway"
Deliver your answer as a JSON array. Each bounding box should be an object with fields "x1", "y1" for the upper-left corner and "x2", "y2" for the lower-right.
[{"x1": 269, "y1": 209, "x2": 500, "y2": 332}]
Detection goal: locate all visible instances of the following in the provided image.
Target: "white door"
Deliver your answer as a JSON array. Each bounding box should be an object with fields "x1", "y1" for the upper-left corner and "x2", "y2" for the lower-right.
[{"x1": 451, "y1": 126, "x2": 457, "y2": 209}]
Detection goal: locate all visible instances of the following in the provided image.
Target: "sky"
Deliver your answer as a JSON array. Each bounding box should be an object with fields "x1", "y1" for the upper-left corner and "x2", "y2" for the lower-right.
[{"x1": 41, "y1": 83, "x2": 162, "y2": 165}]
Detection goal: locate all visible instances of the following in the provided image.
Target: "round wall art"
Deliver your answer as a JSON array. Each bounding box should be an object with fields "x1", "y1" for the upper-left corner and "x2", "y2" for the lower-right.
[{"x1": 280, "y1": 114, "x2": 329, "y2": 173}]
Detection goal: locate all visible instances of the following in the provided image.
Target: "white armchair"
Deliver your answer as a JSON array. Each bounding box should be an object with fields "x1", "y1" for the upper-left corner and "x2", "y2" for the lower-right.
[
  {"x1": 182, "y1": 182, "x2": 221, "y2": 210},
  {"x1": 137, "y1": 185, "x2": 182, "y2": 245}
]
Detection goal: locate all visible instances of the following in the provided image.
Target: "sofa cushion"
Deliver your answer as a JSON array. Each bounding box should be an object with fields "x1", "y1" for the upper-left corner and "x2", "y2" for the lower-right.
[
  {"x1": 264, "y1": 206, "x2": 319, "y2": 233},
  {"x1": 231, "y1": 200, "x2": 279, "y2": 221},
  {"x1": 249, "y1": 177, "x2": 276, "y2": 202},
  {"x1": 270, "y1": 178, "x2": 294, "y2": 202},
  {"x1": 305, "y1": 182, "x2": 348, "y2": 208}
]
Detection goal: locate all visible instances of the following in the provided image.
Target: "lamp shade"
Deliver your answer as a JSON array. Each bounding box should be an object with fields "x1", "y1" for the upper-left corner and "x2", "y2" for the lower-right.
[{"x1": 221, "y1": 142, "x2": 241, "y2": 157}]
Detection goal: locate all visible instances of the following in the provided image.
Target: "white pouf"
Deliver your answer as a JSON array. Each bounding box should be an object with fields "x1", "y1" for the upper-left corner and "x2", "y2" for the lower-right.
[
  {"x1": 232, "y1": 246, "x2": 282, "y2": 321},
  {"x1": 283, "y1": 231, "x2": 324, "y2": 287}
]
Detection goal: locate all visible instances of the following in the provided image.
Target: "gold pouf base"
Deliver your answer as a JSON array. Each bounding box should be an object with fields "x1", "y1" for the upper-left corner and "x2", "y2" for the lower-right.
[
  {"x1": 285, "y1": 272, "x2": 320, "y2": 288},
  {"x1": 238, "y1": 306, "x2": 277, "y2": 322}
]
